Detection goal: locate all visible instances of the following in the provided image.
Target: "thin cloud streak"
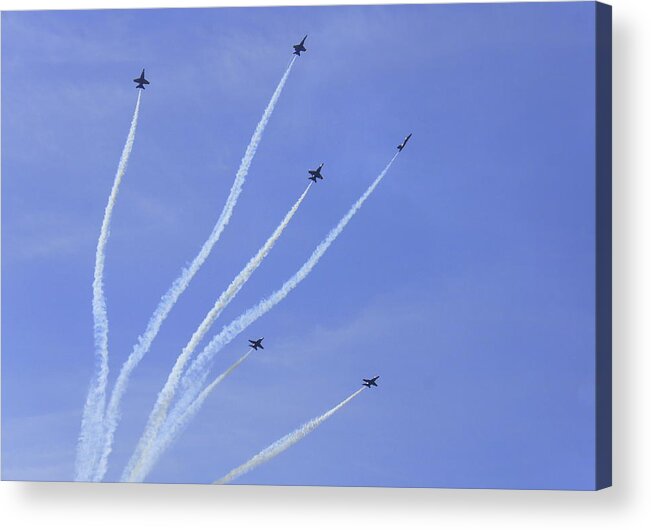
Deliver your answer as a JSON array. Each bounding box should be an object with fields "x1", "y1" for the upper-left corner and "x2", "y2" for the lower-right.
[
  {"x1": 75, "y1": 91, "x2": 142, "y2": 482},
  {"x1": 214, "y1": 387, "x2": 365, "y2": 485}
]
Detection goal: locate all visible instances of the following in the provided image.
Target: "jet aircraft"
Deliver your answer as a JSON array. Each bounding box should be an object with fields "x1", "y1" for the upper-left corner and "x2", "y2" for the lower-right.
[
  {"x1": 248, "y1": 338, "x2": 265, "y2": 350},
  {"x1": 133, "y1": 69, "x2": 150, "y2": 89},
  {"x1": 293, "y1": 35, "x2": 308, "y2": 56},
  {"x1": 362, "y1": 376, "x2": 380, "y2": 388},
  {"x1": 397, "y1": 133, "x2": 412, "y2": 152},
  {"x1": 308, "y1": 163, "x2": 325, "y2": 182}
]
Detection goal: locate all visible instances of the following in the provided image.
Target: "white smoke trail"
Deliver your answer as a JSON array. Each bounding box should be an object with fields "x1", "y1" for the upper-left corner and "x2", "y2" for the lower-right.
[
  {"x1": 75, "y1": 92, "x2": 142, "y2": 482},
  {"x1": 170, "y1": 153, "x2": 399, "y2": 431},
  {"x1": 93, "y1": 57, "x2": 297, "y2": 482},
  {"x1": 214, "y1": 387, "x2": 365, "y2": 485},
  {"x1": 122, "y1": 181, "x2": 310, "y2": 482},
  {"x1": 133, "y1": 348, "x2": 255, "y2": 481}
]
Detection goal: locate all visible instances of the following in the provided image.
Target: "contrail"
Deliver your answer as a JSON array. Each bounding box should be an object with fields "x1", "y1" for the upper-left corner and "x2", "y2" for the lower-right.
[
  {"x1": 214, "y1": 387, "x2": 366, "y2": 485},
  {"x1": 170, "y1": 153, "x2": 399, "y2": 432},
  {"x1": 75, "y1": 91, "x2": 142, "y2": 482},
  {"x1": 122, "y1": 181, "x2": 310, "y2": 482},
  {"x1": 132, "y1": 348, "x2": 255, "y2": 482},
  {"x1": 93, "y1": 57, "x2": 297, "y2": 481}
]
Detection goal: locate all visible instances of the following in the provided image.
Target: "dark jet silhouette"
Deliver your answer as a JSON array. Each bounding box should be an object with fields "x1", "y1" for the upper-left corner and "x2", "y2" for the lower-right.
[
  {"x1": 362, "y1": 376, "x2": 380, "y2": 388},
  {"x1": 248, "y1": 338, "x2": 265, "y2": 351},
  {"x1": 397, "y1": 133, "x2": 412, "y2": 152},
  {"x1": 308, "y1": 163, "x2": 324, "y2": 183},
  {"x1": 293, "y1": 35, "x2": 308, "y2": 56},
  {"x1": 133, "y1": 69, "x2": 150, "y2": 89}
]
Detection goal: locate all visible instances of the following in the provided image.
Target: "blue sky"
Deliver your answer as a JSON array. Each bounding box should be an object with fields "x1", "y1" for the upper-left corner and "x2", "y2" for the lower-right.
[{"x1": 2, "y1": 2, "x2": 598, "y2": 489}]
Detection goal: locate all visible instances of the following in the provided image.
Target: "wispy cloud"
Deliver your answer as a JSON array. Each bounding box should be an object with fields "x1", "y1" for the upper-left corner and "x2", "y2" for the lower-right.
[
  {"x1": 214, "y1": 387, "x2": 366, "y2": 485},
  {"x1": 75, "y1": 92, "x2": 142, "y2": 482},
  {"x1": 104, "y1": 57, "x2": 298, "y2": 483}
]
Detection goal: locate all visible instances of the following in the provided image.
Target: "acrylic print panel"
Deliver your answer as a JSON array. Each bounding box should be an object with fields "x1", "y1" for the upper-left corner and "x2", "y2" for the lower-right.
[{"x1": 1, "y1": 1, "x2": 611, "y2": 489}]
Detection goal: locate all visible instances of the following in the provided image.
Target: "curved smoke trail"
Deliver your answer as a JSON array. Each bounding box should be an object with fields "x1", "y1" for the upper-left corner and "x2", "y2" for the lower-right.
[
  {"x1": 93, "y1": 57, "x2": 297, "y2": 481},
  {"x1": 134, "y1": 348, "x2": 255, "y2": 481},
  {"x1": 75, "y1": 91, "x2": 142, "y2": 482},
  {"x1": 123, "y1": 181, "x2": 310, "y2": 482},
  {"x1": 214, "y1": 388, "x2": 365, "y2": 485},
  {"x1": 164, "y1": 153, "x2": 399, "y2": 441}
]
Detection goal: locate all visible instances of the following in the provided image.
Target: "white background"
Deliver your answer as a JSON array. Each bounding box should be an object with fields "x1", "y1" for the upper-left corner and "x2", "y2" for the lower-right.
[{"x1": 1, "y1": 0, "x2": 648, "y2": 528}]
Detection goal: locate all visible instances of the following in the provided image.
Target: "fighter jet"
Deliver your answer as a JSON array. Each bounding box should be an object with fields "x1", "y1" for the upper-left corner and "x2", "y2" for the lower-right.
[
  {"x1": 308, "y1": 163, "x2": 324, "y2": 183},
  {"x1": 293, "y1": 35, "x2": 308, "y2": 56},
  {"x1": 362, "y1": 376, "x2": 380, "y2": 388},
  {"x1": 397, "y1": 133, "x2": 412, "y2": 152},
  {"x1": 248, "y1": 338, "x2": 265, "y2": 350},
  {"x1": 133, "y1": 69, "x2": 150, "y2": 89}
]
